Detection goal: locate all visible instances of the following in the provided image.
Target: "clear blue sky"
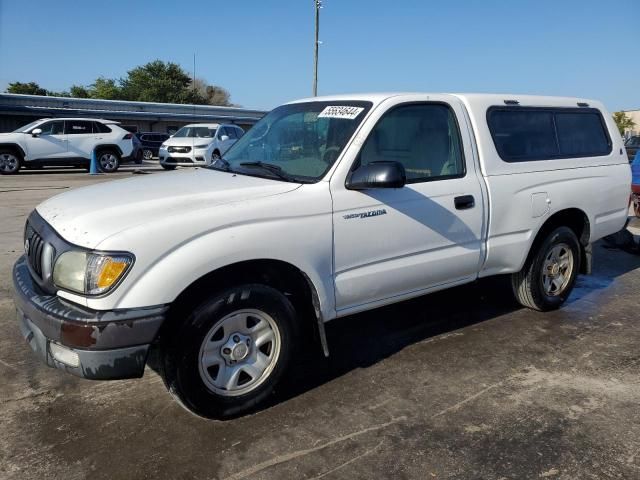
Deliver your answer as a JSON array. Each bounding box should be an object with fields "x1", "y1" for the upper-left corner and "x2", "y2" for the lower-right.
[{"x1": 0, "y1": 0, "x2": 637, "y2": 111}]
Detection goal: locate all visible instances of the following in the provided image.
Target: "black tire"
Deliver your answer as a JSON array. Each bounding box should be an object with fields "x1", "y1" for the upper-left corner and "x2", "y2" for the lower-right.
[
  {"x1": 212, "y1": 150, "x2": 221, "y2": 161},
  {"x1": 97, "y1": 149, "x2": 120, "y2": 173},
  {"x1": 0, "y1": 149, "x2": 22, "y2": 175},
  {"x1": 511, "y1": 226, "x2": 581, "y2": 311},
  {"x1": 143, "y1": 149, "x2": 153, "y2": 160},
  {"x1": 161, "y1": 164, "x2": 176, "y2": 170},
  {"x1": 160, "y1": 284, "x2": 298, "y2": 419},
  {"x1": 135, "y1": 149, "x2": 144, "y2": 164}
]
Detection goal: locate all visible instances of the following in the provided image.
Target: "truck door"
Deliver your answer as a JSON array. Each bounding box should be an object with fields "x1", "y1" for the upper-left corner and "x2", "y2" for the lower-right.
[{"x1": 331, "y1": 97, "x2": 485, "y2": 313}]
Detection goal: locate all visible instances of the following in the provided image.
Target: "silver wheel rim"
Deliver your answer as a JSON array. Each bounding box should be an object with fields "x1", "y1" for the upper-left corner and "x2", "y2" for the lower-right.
[
  {"x1": 541, "y1": 243, "x2": 574, "y2": 296},
  {"x1": 212, "y1": 152, "x2": 221, "y2": 160},
  {"x1": 99, "y1": 153, "x2": 118, "y2": 171},
  {"x1": 143, "y1": 150, "x2": 153, "y2": 159},
  {"x1": 0, "y1": 153, "x2": 19, "y2": 173},
  {"x1": 198, "y1": 309, "x2": 281, "y2": 397}
]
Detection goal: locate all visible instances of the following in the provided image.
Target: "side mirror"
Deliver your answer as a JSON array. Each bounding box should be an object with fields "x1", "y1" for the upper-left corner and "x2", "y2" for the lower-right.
[
  {"x1": 220, "y1": 135, "x2": 230, "y2": 141},
  {"x1": 31, "y1": 128, "x2": 42, "y2": 137},
  {"x1": 346, "y1": 161, "x2": 406, "y2": 190}
]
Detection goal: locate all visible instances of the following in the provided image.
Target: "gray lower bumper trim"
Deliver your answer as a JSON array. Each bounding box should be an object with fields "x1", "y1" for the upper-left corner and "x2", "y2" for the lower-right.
[{"x1": 19, "y1": 310, "x2": 149, "y2": 380}]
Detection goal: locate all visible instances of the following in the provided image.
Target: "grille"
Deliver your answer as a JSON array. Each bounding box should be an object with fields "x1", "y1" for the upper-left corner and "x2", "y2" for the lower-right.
[
  {"x1": 168, "y1": 146, "x2": 191, "y2": 153},
  {"x1": 25, "y1": 224, "x2": 45, "y2": 277}
]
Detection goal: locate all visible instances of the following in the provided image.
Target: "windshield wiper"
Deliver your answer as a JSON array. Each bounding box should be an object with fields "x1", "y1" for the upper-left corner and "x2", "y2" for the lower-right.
[
  {"x1": 239, "y1": 161, "x2": 297, "y2": 182},
  {"x1": 207, "y1": 157, "x2": 232, "y2": 172}
]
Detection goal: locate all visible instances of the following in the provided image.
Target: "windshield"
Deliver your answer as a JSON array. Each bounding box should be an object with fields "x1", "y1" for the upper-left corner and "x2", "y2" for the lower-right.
[
  {"x1": 13, "y1": 120, "x2": 44, "y2": 133},
  {"x1": 173, "y1": 126, "x2": 217, "y2": 138},
  {"x1": 217, "y1": 101, "x2": 372, "y2": 182}
]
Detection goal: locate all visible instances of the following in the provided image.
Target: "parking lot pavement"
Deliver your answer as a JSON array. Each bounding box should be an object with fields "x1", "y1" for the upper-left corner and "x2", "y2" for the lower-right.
[{"x1": 1, "y1": 172, "x2": 639, "y2": 480}]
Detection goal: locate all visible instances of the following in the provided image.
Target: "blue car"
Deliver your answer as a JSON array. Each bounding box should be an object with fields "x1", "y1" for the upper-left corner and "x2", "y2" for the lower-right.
[{"x1": 632, "y1": 152, "x2": 640, "y2": 217}]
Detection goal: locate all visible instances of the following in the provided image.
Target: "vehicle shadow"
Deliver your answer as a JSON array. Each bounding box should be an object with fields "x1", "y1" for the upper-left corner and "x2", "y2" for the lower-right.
[{"x1": 270, "y1": 241, "x2": 640, "y2": 412}]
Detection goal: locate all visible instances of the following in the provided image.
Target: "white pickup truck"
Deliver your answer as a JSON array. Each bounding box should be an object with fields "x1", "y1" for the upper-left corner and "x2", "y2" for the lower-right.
[{"x1": 13, "y1": 93, "x2": 631, "y2": 418}]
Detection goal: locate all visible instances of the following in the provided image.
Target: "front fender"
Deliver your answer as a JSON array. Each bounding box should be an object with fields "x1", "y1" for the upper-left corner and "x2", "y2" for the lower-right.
[{"x1": 85, "y1": 184, "x2": 337, "y2": 321}]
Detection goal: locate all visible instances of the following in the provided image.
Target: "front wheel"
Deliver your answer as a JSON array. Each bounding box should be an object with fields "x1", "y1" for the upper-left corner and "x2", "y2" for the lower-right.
[
  {"x1": 160, "y1": 284, "x2": 298, "y2": 419},
  {"x1": 98, "y1": 150, "x2": 120, "y2": 173},
  {"x1": 511, "y1": 226, "x2": 580, "y2": 311},
  {"x1": 0, "y1": 150, "x2": 21, "y2": 174}
]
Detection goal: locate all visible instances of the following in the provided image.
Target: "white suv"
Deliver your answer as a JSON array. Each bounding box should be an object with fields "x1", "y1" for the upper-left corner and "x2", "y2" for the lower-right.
[
  {"x1": 0, "y1": 118, "x2": 134, "y2": 174},
  {"x1": 158, "y1": 123, "x2": 243, "y2": 170}
]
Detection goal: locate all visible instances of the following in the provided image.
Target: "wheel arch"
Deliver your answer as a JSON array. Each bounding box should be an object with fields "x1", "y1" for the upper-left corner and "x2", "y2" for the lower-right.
[
  {"x1": 525, "y1": 208, "x2": 591, "y2": 274},
  {"x1": 94, "y1": 143, "x2": 123, "y2": 156},
  {"x1": 161, "y1": 259, "x2": 329, "y2": 356},
  {"x1": 0, "y1": 143, "x2": 26, "y2": 158}
]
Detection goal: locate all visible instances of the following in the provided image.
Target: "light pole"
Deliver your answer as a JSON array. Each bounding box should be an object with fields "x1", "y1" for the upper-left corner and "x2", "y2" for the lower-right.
[{"x1": 313, "y1": 0, "x2": 322, "y2": 96}]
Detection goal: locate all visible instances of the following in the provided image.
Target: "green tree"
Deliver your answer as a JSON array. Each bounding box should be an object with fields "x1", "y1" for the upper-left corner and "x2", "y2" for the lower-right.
[
  {"x1": 90, "y1": 77, "x2": 122, "y2": 100},
  {"x1": 69, "y1": 85, "x2": 91, "y2": 98},
  {"x1": 193, "y1": 78, "x2": 233, "y2": 106},
  {"x1": 5, "y1": 61, "x2": 234, "y2": 105},
  {"x1": 6, "y1": 81, "x2": 48, "y2": 95},
  {"x1": 120, "y1": 60, "x2": 195, "y2": 103},
  {"x1": 613, "y1": 111, "x2": 636, "y2": 136}
]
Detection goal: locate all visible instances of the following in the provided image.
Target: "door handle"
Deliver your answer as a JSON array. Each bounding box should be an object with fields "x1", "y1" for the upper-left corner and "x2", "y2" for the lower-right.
[{"x1": 454, "y1": 195, "x2": 475, "y2": 210}]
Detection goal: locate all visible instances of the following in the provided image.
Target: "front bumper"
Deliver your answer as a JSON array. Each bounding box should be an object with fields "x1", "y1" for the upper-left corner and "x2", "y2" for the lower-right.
[
  {"x1": 159, "y1": 148, "x2": 208, "y2": 166},
  {"x1": 12, "y1": 256, "x2": 168, "y2": 380}
]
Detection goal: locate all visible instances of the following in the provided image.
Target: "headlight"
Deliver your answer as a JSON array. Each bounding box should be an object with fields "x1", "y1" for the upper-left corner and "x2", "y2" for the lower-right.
[
  {"x1": 53, "y1": 251, "x2": 133, "y2": 295},
  {"x1": 194, "y1": 144, "x2": 209, "y2": 149},
  {"x1": 160, "y1": 143, "x2": 167, "y2": 149}
]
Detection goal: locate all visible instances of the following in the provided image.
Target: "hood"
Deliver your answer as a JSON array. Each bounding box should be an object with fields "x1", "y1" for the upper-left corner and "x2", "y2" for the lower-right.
[
  {"x1": 164, "y1": 137, "x2": 200, "y2": 147},
  {"x1": 37, "y1": 169, "x2": 300, "y2": 248}
]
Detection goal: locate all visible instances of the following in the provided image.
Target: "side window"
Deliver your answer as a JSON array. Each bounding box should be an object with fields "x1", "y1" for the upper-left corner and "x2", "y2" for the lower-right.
[
  {"x1": 93, "y1": 122, "x2": 112, "y2": 133},
  {"x1": 488, "y1": 107, "x2": 612, "y2": 162},
  {"x1": 37, "y1": 120, "x2": 65, "y2": 135},
  {"x1": 555, "y1": 112, "x2": 610, "y2": 156},
  {"x1": 488, "y1": 110, "x2": 558, "y2": 161},
  {"x1": 65, "y1": 120, "x2": 94, "y2": 135},
  {"x1": 359, "y1": 103, "x2": 466, "y2": 182},
  {"x1": 235, "y1": 127, "x2": 245, "y2": 138},
  {"x1": 224, "y1": 126, "x2": 237, "y2": 139}
]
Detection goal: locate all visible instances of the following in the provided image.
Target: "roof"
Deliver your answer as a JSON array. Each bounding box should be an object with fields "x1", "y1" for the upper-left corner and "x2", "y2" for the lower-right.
[
  {"x1": 0, "y1": 93, "x2": 267, "y2": 124},
  {"x1": 31, "y1": 117, "x2": 121, "y2": 123},
  {"x1": 288, "y1": 92, "x2": 602, "y2": 108}
]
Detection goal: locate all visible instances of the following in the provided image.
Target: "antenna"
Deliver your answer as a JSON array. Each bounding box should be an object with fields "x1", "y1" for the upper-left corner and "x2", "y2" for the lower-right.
[{"x1": 313, "y1": 0, "x2": 322, "y2": 96}]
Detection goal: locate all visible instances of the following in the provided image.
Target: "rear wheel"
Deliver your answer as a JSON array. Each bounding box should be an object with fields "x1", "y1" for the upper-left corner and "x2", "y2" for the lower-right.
[
  {"x1": 0, "y1": 150, "x2": 21, "y2": 174},
  {"x1": 160, "y1": 284, "x2": 298, "y2": 419},
  {"x1": 511, "y1": 226, "x2": 580, "y2": 311},
  {"x1": 135, "y1": 149, "x2": 144, "y2": 164},
  {"x1": 143, "y1": 149, "x2": 153, "y2": 160},
  {"x1": 97, "y1": 150, "x2": 120, "y2": 173}
]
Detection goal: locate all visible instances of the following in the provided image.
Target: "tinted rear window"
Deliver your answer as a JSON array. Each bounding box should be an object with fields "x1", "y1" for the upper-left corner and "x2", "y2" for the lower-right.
[
  {"x1": 488, "y1": 107, "x2": 611, "y2": 162},
  {"x1": 94, "y1": 122, "x2": 112, "y2": 133}
]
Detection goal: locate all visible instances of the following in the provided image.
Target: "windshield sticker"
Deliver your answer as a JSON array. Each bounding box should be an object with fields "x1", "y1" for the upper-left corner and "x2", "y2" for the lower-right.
[{"x1": 318, "y1": 106, "x2": 365, "y2": 120}]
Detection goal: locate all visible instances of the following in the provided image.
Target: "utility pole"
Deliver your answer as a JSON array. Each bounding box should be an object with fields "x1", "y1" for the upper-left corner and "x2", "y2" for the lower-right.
[{"x1": 313, "y1": 0, "x2": 322, "y2": 96}]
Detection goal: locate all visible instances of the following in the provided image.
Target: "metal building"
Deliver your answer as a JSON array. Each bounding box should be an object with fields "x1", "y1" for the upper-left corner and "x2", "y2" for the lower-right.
[{"x1": 0, "y1": 93, "x2": 266, "y2": 134}]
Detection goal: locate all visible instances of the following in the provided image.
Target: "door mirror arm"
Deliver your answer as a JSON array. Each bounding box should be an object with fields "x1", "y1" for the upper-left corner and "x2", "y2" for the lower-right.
[{"x1": 346, "y1": 161, "x2": 406, "y2": 190}]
